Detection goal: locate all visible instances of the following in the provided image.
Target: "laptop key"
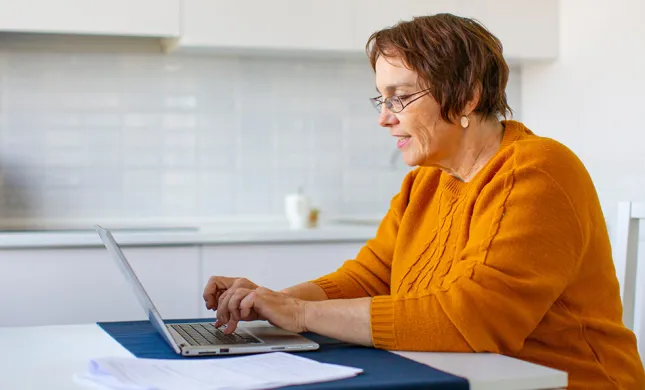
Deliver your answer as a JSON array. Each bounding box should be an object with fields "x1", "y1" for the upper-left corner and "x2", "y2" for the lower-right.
[
  {"x1": 192, "y1": 324, "x2": 230, "y2": 344},
  {"x1": 200, "y1": 324, "x2": 253, "y2": 343},
  {"x1": 175, "y1": 324, "x2": 214, "y2": 346},
  {"x1": 172, "y1": 323, "x2": 263, "y2": 346},
  {"x1": 172, "y1": 325, "x2": 199, "y2": 346},
  {"x1": 194, "y1": 324, "x2": 252, "y2": 345}
]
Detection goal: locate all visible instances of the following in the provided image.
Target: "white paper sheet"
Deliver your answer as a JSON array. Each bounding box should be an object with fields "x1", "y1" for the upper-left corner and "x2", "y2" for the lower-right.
[{"x1": 74, "y1": 352, "x2": 363, "y2": 390}]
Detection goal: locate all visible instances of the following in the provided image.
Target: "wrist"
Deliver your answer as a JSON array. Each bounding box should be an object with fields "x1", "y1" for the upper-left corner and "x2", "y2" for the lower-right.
[{"x1": 301, "y1": 300, "x2": 314, "y2": 333}]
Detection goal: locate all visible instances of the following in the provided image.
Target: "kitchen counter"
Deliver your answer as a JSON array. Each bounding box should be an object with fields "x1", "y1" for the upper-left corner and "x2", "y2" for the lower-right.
[{"x1": 0, "y1": 218, "x2": 382, "y2": 249}]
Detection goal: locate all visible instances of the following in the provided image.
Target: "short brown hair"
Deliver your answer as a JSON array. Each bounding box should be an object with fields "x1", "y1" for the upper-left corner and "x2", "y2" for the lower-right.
[{"x1": 367, "y1": 13, "x2": 513, "y2": 122}]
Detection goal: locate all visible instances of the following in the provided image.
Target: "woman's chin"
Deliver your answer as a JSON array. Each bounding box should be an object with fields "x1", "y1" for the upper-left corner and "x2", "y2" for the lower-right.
[{"x1": 401, "y1": 152, "x2": 422, "y2": 167}]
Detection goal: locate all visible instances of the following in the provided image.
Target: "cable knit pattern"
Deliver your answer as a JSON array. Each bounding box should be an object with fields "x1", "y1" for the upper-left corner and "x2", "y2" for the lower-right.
[{"x1": 311, "y1": 121, "x2": 645, "y2": 390}]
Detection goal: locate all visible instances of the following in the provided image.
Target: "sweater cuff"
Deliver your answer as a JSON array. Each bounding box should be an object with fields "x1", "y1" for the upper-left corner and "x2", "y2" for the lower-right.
[
  {"x1": 311, "y1": 270, "x2": 372, "y2": 299},
  {"x1": 370, "y1": 295, "x2": 396, "y2": 349},
  {"x1": 310, "y1": 277, "x2": 346, "y2": 300}
]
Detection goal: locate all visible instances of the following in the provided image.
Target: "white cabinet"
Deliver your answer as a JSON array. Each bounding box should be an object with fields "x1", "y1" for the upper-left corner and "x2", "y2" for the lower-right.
[
  {"x1": 450, "y1": 0, "x2": 559, "y2": 62},
  {"x1": 0, "y1": 245, "x2": 200, "y2": 326},
  {"x1": 199, "y1": 242, "x2": 364, "y2": 317},
  {"x1": 349, "y1": 0, "x2": 559, "y2": 62},
  {"x1": 0, "y1": 241, "x2": 367, "y2": 326},
  {"x1": 175, "y1": 0, "x2": 558, "y2": 62},
  {"x1": 177, "y1": 0, "x2": 353, "y2": 53},
  {"x1": 0, "y1": 0, "x2": 558, "y2": 61},
  {"x1": 0, "y1": 0, "x2": 180, "y2": 37},
  {"x1": 348, "y1": 0, "x2": 457, "y2": 53},
  {"x1": 122, "y1": 246, "x2": 202, "y2": 321}
]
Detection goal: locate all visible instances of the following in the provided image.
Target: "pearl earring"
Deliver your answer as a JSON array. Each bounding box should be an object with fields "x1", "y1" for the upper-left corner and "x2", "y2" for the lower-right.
[{"x1": 460, "y1": 115, "x2": 470, "y2": 128}]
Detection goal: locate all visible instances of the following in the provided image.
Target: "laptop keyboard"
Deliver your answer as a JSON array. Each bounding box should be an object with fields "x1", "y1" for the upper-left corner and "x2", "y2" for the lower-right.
[{"x1": 170, "y1": 323, "x2": 262, "y2": 346}]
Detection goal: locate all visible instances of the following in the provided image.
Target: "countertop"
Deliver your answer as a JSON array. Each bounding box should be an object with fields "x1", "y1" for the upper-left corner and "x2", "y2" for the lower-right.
[{"x1": 0, "y1": 216, "x2": 382, "y2": 249}]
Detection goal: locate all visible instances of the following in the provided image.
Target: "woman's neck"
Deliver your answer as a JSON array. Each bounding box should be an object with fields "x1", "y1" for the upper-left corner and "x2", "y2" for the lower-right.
[{"x1": 443, "y1": 118, "x2": 505, "y2": 182}]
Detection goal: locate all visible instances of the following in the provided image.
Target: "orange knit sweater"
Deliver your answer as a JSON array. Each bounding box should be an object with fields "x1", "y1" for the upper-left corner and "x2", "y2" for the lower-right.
[{"x1": 312, "y1": 121, "x2": 644, "y2": 389}]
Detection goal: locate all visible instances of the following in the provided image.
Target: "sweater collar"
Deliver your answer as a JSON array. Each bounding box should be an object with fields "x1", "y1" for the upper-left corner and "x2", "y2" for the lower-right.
[{"x1": 439, "y1": 119, "x2": 524, "y2": 197}]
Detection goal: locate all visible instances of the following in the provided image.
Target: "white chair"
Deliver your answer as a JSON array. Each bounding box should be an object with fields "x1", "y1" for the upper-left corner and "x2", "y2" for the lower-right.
[{"x1": 614, "y1": 201, "x2": 645, "y2": 358}]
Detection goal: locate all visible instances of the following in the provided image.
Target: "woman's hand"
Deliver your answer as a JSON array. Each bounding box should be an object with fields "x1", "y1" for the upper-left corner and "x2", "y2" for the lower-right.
[
  {"x1": 219, "y1": 286, "x2": 308, "y2": 335},
  {"x1": 203, "y1": 276, "x2": 262, "y2": 328},
  {"x1": 209, "y1": 280, "x2": 373, "y2": 346}
]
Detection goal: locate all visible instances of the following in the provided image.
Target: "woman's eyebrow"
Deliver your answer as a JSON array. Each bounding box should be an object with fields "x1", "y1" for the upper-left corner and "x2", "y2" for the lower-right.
[{"x1": 376, "y1": 82, "x2": 417, "y2": 94}]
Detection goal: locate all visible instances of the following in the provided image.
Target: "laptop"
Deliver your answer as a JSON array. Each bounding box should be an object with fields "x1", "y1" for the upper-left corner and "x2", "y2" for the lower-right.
[{"x1": 95, "y1": 225, "x2": 319, "y2": 356}]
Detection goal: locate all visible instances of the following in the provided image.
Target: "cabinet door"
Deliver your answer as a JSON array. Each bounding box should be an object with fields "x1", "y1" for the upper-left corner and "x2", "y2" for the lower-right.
[
  {"x1": 0, "y1": 0, "x2": 180, "y2": 37},
  {"x1": 0, "y1": 245, "x2": 200, "y2": 326},
  {"x1": 179, "y1": 0, "x2": 353, "y2": 52},
  {"x1": 350, "y1": 0, "x2": 558, "y2": 62},
  {"x1": 451, "y1": 0, "x2": 559, "y2": 62},
  {"x1": 349, "y1": 0, "x2": 456, "y2": 51},
  {"x1": 121, "y1": 246, "x2": 202, "y2": 321},
  {"x1": 200, "y1": 242, "x2": 364, "y2": 317}
]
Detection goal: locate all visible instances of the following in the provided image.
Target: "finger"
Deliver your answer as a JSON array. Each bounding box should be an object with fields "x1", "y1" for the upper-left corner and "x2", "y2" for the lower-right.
[
  {"x1": 231, "y1": 278, "x2": 247, "y2": 288},
  {"x1": 229, "y1": 288, "x2": 253, "y2": 321},
  {"x1": 224, "y1": 319, "x2": 238, "y2": 334},
  {"x1": 205, "y1": 292, "x2": 218, "y2": 311},
  {"x1": 203, "y1": 277, "x2": 228, "y2": 310},
  {"x1": 203, "y1": 280, "x2": 216, "y2": 309},
  {"x1": 214, "y1": 318, "x2": 223, "y2": 328},
  {"x1": 240, "y1": 291, "x2": 258, "y2": 320},
  {"x1": 217, "y1": 290, "x2": 232, "y2": 324},
  {"x1": 214, "y1": 290, "x2": 224, "y2": 308},
  {"x1": 217, "y1": 289, "x2": 234, "y2": 325},
  {"x1": 203, "y1": 276, "x2": 222, "y2": 301}
]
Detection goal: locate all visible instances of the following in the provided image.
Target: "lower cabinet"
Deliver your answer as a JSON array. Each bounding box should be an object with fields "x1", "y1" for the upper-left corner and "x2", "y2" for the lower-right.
[
  {"x1": 0, "y1": 245, "x2": 201, "y2": 326},
  {"x1": 0, "y1": 241, "x2": 365, "y2": 326}
]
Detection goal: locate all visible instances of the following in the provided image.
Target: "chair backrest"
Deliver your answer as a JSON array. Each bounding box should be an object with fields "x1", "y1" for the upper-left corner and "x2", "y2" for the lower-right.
[{"x1": 614, "y1": 201, "x2": 645, "y2": 357}]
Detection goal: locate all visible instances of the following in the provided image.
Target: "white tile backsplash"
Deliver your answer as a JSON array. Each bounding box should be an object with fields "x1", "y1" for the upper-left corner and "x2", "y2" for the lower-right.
[{"x1": 0, "y1": 47, "x2": 521, "y2": 223}]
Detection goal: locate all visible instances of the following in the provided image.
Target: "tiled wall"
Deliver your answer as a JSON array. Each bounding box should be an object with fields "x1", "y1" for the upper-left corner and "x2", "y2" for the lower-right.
[{"x1": 0, "y1": 44, "x2": 521, "y2": 223}]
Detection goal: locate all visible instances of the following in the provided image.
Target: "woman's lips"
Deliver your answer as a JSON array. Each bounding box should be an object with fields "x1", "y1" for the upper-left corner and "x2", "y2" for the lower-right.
[{"x1": 397, "y1": 136, "x2": 411, "y2": 149}]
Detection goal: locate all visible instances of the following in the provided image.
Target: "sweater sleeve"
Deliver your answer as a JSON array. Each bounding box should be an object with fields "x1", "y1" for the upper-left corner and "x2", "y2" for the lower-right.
[
  {"x1": 370, "y1": 166, "x2": 586, "y2": 353},
  {"x1": 310, "y1": 169, "x2": 417, "y2": 300}
]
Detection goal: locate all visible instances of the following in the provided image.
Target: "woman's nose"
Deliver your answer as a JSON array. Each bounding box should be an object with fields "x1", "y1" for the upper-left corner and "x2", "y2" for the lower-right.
[{"x1": 378, "y1": 106, "x2": 398, "y2": 127}]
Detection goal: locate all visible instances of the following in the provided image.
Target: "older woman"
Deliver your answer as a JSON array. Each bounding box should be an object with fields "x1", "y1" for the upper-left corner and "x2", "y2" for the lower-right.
[{"x1": 203, "y1": 13, "x2": 644, "y2": 389}]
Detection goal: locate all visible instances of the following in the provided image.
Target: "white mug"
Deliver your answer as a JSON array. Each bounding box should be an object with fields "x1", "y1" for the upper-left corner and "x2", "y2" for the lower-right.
[{"x1": 285, "y1": 193, "x2": 310, "y2": 230}]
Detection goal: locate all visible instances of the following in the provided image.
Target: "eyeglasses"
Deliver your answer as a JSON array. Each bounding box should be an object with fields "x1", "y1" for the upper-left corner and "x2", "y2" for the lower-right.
[{"x1": 370, "y1": 88, "x2": 431, "y2": 114}]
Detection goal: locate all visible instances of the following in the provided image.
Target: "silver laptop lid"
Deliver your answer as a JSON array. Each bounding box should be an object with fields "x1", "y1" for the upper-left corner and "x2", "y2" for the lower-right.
[{"x1": 95, "y1": 225, "x2": 181, "y2": 354}]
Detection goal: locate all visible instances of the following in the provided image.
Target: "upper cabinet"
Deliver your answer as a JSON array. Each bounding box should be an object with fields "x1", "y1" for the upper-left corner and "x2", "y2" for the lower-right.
[
  {"x1": 173, "y1": 0, "x2": 558, "y2": 63},
  {"x1": 349, "y1": 0, "x2": 559, "y2": 62},
  {"x1": 0, "y1": 0, "x2": 180, "y2": 38},
  {"x1": 174, "y1": 0, "x2": 354, "y2": 54},
  {"x1": 444, "y1": 0, "x2": 560, "y2": 62},
  {"x1": 0, "y1": 0, "x2": 558, "y2": 63},
  {"x1": 348, "y1": 0, "x2": 458, "y2": 53}
]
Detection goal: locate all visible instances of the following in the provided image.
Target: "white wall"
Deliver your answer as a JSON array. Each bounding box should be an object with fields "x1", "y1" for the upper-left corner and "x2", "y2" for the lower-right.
[
  {"x1": 521, "y1": 0, "x2": 645, "y2": 234},
  {"x1": 0, "y1": 42, "x2": 523, "y2": 224},
  {"x1": 521, "y1": 0, "x2": 645, "y2": 339},
  {"x1": 0, "y1": 49, "x2": 406, "y2": 223}
]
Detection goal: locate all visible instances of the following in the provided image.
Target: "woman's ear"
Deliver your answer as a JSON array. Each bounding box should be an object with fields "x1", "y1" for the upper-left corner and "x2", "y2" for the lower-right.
[{"x1": 464, "y1": 82, "x2": 482, "y2": 116}]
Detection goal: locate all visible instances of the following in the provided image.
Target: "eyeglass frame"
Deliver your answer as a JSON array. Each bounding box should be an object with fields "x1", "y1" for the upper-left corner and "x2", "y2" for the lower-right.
[{"x1": 370, "y1": 88, "x2": 432, "y2": 114}]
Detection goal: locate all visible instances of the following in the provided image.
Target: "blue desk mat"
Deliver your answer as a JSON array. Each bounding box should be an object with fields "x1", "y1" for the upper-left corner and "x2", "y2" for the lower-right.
[{"x1": 98, "y1": 319, "x2": 469, "y2": 390}]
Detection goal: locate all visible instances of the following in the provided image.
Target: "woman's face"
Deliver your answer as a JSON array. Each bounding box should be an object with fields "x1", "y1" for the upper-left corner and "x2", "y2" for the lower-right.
[{"x1": 375, "y1": 56, "x2": 460, "y2": 168}]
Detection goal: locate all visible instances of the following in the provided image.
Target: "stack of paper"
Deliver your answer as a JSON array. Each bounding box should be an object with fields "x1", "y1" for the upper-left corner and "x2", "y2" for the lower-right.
[{"x1": 74, "y1": 352, "x2": 363, "y2": 390}]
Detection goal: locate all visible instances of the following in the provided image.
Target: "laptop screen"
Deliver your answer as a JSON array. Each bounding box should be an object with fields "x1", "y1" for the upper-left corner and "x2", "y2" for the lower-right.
[{"x1": 95, "y1": 225, "x2": 181, "y2": 354}]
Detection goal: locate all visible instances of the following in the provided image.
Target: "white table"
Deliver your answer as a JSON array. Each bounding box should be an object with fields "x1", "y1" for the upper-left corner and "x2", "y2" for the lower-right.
[{"x1": 0, "y1": 324, "x2": 567, "y2": 390}]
